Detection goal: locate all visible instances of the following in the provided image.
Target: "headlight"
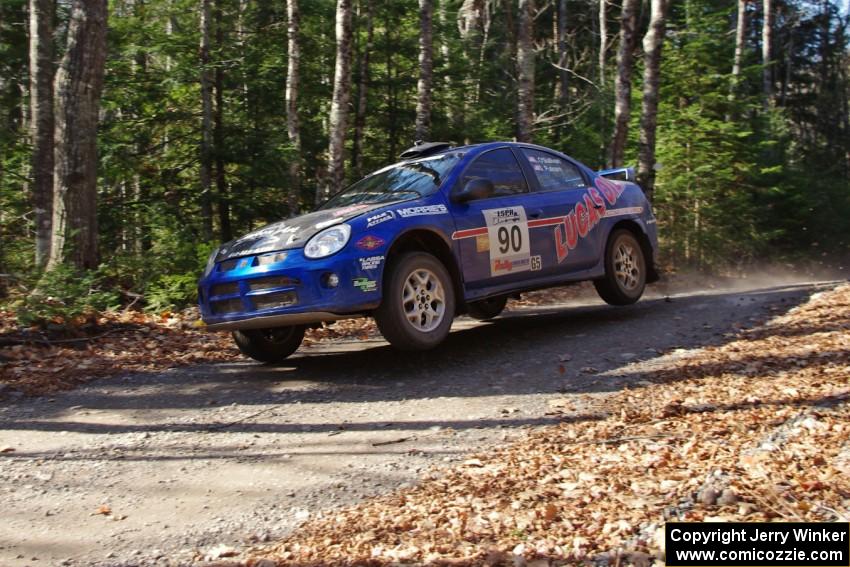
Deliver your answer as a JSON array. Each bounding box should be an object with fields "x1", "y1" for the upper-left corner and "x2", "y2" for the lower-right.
[
  {"x1": 203, "y1": 248, "x2": 219, "y2": 277},
  {"x1": 304, "y1": 224, "x2": 351, "y2": 259}
]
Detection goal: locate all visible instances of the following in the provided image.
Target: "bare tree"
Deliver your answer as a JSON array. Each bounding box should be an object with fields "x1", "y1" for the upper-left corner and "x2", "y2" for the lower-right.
[
  {"x1": 516, "y1": 0, "x2": 535, "y2": 142},
  {"x1": 325, "y1": 0, "x2": 353, "y2": 201},
  {"x1": 598, "y1": 0, "x2": 607, "y2": 84},
  {"x1": 727, "y1": 0, "x2": 748, "y2": 119},
  {"x1": 351, "y1": 0, "x2": 374, "y2": 179},
  {"x1": 199, "y1": 0, "x2": 214, "y2": 240},
  {"x1": 285, "y1": 0, "x2": 302, "y2": 214},
  {"x1": 636, "y1": 0, "x2": 669, "y2": 201},
  {"x1": 48, "y1": 0, "x2": 108, "y2": 270},
  {"x1": 415, "y1": 0, "x2": 434, "y2": 141},
  {"x1": 29, "y1": 0, "x2": 55, "y2": 268},
  {"x1": 214, "y1": 0, "x2": 230, "y2": 242},
  {"x1": 556, "y1": 0, "x2": 568, "y2": 110},
  {"x1": 762, "y1": 0, "x2": 774, "y2": 106},
  {"x1": 608, "y1": 0, "x2": 639, "y2": 168}
]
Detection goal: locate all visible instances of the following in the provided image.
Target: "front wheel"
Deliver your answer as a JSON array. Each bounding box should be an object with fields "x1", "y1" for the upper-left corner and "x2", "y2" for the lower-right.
[
  {"x1": 232, "y1": 326, "x2": 305, "y2": 363},
  {"x1": 593, "y1": 229, "x2": 646, "y2": 305},
  {"x1": 374, "y1": 252, "x2": 456, "y2": 351}
]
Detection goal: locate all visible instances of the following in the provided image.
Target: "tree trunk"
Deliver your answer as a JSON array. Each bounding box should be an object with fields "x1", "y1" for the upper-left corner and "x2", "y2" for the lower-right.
[
  {"x1": 415, "y1": 0, "x2": 434, "y2": 142},
  {"x1": 598, "y1": 0, "x2": 607, "y2": 84},
  {"x1": 608, "y1": 0, "x2": 639, "y2": 168},
  {"x1": 636, "y1": 0, "x2": 668, "y2": 202},
  {"x1": 199, "y1": 0, "x2": 214, "y2": 240},
  {"x1": 285, "y1": 0, "x2": 301, "y2": 214},
  {"x1": 762, "y1": 0, "x2": 774, "y2": 107},
  {"x1": 351, "y1": 0, "x2": 373, "y2": 179},
  {"x1": 516, "y1": 0, "x2": 535, "y2": 143},
  {"x1": 727, "y1": 0, "x2": 747, "y2": 119},
  {"x1": 556, "y1": 0, "x2": 568, "y2": 110},
  {"x1": 29, "y1": 0, "x2": 54, "y2": 269},
  {"x1": 214, "y1": 0, "x2": 230, "y2": 242},
  {"x1": 325, "y1": 0, "x2": 353, "y2": 201},
  {"x1": 48, "y1": 0, "x2": 107, "y2": 271}
]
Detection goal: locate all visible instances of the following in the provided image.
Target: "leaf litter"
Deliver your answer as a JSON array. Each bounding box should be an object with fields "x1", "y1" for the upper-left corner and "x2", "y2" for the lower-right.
[{"x1": 240, "y1": 284, "x2": 850, "y2": 566}]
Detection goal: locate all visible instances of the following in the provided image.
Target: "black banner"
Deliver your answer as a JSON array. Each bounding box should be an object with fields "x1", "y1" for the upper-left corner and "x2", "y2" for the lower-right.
[{"x1": 665, "y1": 522, "x2": 849, "y2": 566}]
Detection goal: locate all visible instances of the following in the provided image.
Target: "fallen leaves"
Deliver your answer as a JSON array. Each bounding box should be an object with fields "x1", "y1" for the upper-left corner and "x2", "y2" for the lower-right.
[
  {"x1": 244, "y1": 284, "x2": 850, "y2": 567},
  {"x1": 0, "y1": 310, "x2": 379, "y2": 396}
]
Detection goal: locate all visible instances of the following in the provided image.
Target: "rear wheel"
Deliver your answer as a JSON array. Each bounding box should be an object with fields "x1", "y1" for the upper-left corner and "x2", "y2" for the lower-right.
[
  {"x1": 594, "y1": 229, "x2": 646, "y2": 305},
  {"x1": 374, "y1": 252, "x2": 455, "y2": 351},
  {"x1": 232, "y1": 325, "x2": 305, "y2": 363},
  {"x1": 467, "y1": 295, "x2": 508, "y2": 320}
]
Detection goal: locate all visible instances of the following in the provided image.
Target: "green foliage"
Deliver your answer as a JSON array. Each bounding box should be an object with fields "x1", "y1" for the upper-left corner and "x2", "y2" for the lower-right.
[
  {"x1": 14, "y1": 265, "x2": 121, "y2": 328},
  {"x1": 145, "y1": 273, "x2": 199, "y2": 312}
]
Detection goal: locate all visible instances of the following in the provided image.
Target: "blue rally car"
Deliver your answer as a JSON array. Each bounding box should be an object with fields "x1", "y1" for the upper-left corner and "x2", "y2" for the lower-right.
[{"x1": 198, "y1": 141, "x2": 659, "y2": 362}]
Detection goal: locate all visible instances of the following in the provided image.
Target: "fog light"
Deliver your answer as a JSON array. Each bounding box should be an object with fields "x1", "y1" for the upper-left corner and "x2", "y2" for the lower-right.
[{"x1": 323, "y1": 273, "x2": 340, "y2": 288}]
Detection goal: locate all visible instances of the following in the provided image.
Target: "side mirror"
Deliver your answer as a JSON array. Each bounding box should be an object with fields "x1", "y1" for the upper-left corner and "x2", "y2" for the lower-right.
[{"x1": 453, "y1": 178, "x2": 495, "y2": 203}]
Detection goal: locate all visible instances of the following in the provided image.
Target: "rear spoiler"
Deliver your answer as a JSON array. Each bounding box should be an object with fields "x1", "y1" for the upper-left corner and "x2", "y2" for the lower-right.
[{"x1": 597, "y1": 166, "x2": 636, "y2": 182}]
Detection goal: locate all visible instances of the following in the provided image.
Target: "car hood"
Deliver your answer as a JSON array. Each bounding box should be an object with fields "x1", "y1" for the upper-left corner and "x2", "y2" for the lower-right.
[{"x1": 215, "y1": 204, "x2": 382, "y2": 262}]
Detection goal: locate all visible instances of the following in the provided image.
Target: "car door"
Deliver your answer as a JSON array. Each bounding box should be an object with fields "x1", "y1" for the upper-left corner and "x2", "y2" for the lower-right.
[
  {"x1": 516, "y1": 147, "x2": 602, "y2": 274},
  {"x1": 451, "y1": 147, "x2": 553, "y2": 289}
]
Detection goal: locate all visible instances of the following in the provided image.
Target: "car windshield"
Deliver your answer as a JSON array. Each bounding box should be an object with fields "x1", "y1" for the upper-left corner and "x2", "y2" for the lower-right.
[{"x1": 320, "y1": 152, "x2": 462, "y2": 210}]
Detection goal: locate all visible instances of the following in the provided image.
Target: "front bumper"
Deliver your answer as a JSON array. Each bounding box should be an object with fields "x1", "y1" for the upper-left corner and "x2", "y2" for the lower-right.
[{"x1": 198, "y1": 247, "x2": 382, "y2": 331}]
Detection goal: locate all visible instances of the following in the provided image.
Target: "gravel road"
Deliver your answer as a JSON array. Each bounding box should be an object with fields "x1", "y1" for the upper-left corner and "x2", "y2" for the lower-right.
[{"x1": 0, "y1": 278, "x2": 840, "y2": 566}]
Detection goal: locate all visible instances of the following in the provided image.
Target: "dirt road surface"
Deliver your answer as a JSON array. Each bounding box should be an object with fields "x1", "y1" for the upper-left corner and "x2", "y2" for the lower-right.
[{"x1": 0, "y1": 278, "x2": 841, "y2": 566}]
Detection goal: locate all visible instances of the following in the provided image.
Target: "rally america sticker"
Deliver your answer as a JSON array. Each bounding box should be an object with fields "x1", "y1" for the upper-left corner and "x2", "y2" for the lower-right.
[
  {"x1": 355, "y1": 235, "x2": 385, "y2": 251},
  {"x1": 358, "y1": 255, "x2": 384, "y2": 270},
  {"x1": 366, "y1": 211, "x2": 395, "y2": 227},
  {"x1": 483, "y1": 206, "x2": 531, "y2": 276},
  {"x1": 396, "y1": 204, "x2": 448, "y2": 218}
]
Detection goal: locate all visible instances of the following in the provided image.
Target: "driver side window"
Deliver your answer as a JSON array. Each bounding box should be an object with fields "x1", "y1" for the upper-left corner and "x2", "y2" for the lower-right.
[{"x1": 460, "y1": 148, "x2": 529, "y2": 198}]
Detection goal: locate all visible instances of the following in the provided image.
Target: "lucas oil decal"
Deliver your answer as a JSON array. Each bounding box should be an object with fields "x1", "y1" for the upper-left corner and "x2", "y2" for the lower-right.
[
  {"x1": 483, "y1": 206, "x2": 531, "y2": 276},
  {"x1": 553, "y1": 179, "x2": 624, "y2": 263}
]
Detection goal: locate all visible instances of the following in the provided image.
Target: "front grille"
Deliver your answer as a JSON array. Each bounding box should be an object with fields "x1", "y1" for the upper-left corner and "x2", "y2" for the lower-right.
[
  {"x1": 252, "y1": 292, "x2": 297, "y2": 311},
  {"x1": 211, "y1": 282, "x2": 240, "y2": 296},
  {"x1": 211, "y1": 298, "x2": 244, "y2": 315},
  {"x1": 248, "y1": 276, "x2": 299, "y2": 291}
]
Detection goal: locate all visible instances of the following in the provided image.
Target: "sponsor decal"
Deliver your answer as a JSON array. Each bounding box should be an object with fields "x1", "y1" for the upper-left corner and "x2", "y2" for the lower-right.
[
  {"x1": 366, "y1": 210, "x2": 395, "y2": 227},
  {"x1": 352, "y1": 277, "x2": 377, "y2": 292},
  {"x1": 397, "y1": 204, "x2": 448, "y2": 218},
  {"x1": 314, "y1": 217, "x2": 343, "y2": 230},
  {"x1": 335, "y1": 204, "x2": 371, "y2": 216},
  {"x1": 358, "y1": 255, "x2": 385, "y2": 270},
  {"x1": 483, "y1": 206, "x2": 531, "y2": 276},
  {"x1": 603, "y1": 206, "x2": 644, "y2": 218},
  {"x1": 475, "y1": 234, "x2": 490, "y2": 253},
  {"x1": 355, "y1": 235, "x2": 386, "y2": 251},
  {"x1": 554, "y1": 179, "x2": 624, "y2": 263}
]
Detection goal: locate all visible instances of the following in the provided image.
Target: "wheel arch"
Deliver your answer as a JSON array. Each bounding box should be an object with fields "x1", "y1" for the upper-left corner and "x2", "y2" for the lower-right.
[
  {"x1": 383, "y1": 228, "x2": 466, "y2": 312},
  {"x1": 607, "y1": 219, "x2": 659, "y2": 283}
]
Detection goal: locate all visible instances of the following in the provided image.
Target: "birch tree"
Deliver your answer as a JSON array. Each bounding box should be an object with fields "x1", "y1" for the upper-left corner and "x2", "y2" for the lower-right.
[
  {"x1": 762, "y1": 0, "x2": 774, "y2": 106},
  {"x1": 48, "y1": 0, "x2": 108, "y2": 270},
  {"x1": 199, "y1": 0, "x2": 214, "y2": 240},
  {"x1": 608, "y1": 0, "x2": 638, "y2": 168},
  {"x1": 636, "y1": 0, "x2": 669, "y2": 201},
  {"x1": 414, "y1": 0, "x2": 433, "y2": 141},
  {"x1": 29, "y1": 0, "x2": 54, "y2": 268},
  {"x1": 285, "y1": 0, "x2": 301, "y2": 214},
  {"x1": 325, "y1": 0, "x2": 353, "y2": 200}
]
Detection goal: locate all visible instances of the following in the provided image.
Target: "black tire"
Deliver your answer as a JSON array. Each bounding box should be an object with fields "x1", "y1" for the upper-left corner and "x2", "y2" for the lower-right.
[
  {"x1": 593, "y1": 229, "x2": 646, "y2": 306},
  {"x1": 467, "y1": 295, "x2": 508, "y2": 320},
  {"x1": 374, "y1": 252, "x2": 456, "y2": 351},
  {"x1": 232, "y1": 325, "x2": 305, "y2": 363}
]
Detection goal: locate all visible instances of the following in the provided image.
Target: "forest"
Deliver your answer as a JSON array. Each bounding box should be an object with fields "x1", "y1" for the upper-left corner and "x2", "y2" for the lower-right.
[{"x1": 0, "y1": 0, "x2": 848, "y2": 319}]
